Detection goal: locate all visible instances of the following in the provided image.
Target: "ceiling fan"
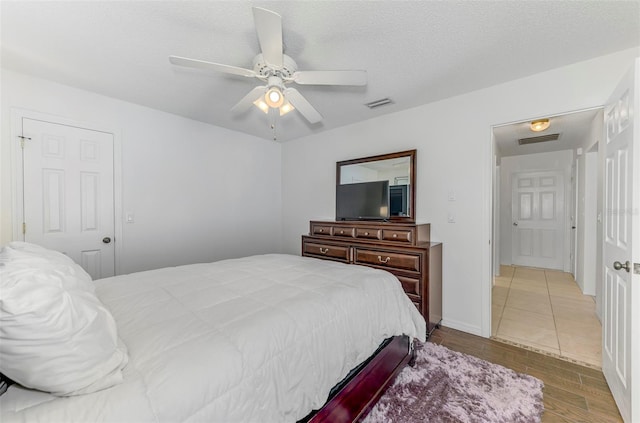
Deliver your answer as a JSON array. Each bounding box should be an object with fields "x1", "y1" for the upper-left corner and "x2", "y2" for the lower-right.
[{"x1": 169, "y1": 7, "x2": 367, "y2": 125}]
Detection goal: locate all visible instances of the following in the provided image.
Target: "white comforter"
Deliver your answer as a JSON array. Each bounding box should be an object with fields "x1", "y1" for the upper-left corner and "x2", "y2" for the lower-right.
[{"x1": 1, "y1": 254, "x2": 426, "y2": 422}]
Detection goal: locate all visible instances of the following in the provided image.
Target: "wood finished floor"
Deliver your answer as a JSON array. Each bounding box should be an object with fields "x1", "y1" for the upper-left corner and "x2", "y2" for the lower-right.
[{"x1": 428, "y1": 326, "x2": 622, "y2": 422}]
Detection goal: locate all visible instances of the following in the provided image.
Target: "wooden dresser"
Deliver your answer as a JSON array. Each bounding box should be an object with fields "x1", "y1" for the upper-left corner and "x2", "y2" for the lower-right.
[{"x1": 302, "y1": 220, "x2": 442, "y2": 337}]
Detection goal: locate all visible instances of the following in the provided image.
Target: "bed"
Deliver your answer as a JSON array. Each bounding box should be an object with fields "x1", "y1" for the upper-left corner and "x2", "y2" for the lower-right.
[{"x1": 0, "y1": 242, "x2": 426, "y2": 422}]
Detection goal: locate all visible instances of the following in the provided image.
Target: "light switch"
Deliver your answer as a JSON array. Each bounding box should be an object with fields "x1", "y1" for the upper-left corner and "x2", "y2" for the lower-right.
[{"x1": 126, "y1": 213, "x2": 135, "y2": 223}]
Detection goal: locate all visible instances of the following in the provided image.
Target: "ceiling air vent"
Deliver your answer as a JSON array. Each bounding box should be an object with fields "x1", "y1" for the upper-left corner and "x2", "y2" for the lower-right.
[
  {"x1": 365, "y1": 98, "x2": 393, "y2": 109},
  {"x1": 518, "y1": 133, "x2": 560, "y2": 145}
]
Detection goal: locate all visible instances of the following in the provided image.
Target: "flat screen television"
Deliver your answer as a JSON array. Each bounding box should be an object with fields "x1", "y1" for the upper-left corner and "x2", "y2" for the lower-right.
[
  {"x1": 390, "y1": 184, "x2": 408, "y2": 216},
  {"x1": 336, "y1": 180, "x2": 390, "y2": 221}
]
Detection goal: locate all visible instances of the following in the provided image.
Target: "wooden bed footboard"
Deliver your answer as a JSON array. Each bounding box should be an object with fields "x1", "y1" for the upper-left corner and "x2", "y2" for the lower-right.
[{"x1": 306, "y1": 335, "x2": 414, "y2": 423}]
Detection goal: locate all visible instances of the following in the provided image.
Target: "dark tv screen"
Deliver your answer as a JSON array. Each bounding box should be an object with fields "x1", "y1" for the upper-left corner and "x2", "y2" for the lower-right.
[{"x1": 336, "y1": 180, "x2": 390, "y2": 221}]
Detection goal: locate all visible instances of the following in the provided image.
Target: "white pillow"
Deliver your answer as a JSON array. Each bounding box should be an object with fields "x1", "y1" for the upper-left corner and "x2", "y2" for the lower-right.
[{"x1": 0, "y1": 242, "x2": 128, "y2": 396}]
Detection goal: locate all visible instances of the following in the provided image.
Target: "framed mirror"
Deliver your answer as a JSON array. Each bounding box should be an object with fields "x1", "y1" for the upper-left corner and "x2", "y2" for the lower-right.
[{"x1": 336, "y1": 150, "x2": 416, "y2": 222}]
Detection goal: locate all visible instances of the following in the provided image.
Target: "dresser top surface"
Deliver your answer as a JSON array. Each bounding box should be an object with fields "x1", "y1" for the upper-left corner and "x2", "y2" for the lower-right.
[{"x1": 311, "y1": 220, "x2": 429, "y2": 228}]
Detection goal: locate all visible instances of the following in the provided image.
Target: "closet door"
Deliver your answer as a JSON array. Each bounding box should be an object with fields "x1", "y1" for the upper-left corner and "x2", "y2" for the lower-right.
[{"x1": 21, "y1": 117, "x2": 115, "y2": 279}]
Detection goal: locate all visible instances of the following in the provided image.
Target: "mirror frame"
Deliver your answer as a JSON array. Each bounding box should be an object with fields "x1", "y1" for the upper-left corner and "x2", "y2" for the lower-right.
[{"x1": 336, "y1": 149, "x2": 416, "y2": 222}]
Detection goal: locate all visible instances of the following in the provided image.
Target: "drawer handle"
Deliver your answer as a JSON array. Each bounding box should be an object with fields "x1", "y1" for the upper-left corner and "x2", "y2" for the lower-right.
[
  {"x1": 364, "y1": 232, "x2": 369, "y2": 236},
  {"x1": 319, "y1": 248, "x2": 329, "y2": 254},
  {"x1": 340, "y1": 230, "x2": 344, "y2": 234},
  {"x1": 378, "y1": 256, "x2": 391, "y2": 264},
  {"x1": 392, "y1": 233, "x2": 398, "y2": 238},
  {"x1": 319, "y1": 229, "x2": 324, "y2": 233}
]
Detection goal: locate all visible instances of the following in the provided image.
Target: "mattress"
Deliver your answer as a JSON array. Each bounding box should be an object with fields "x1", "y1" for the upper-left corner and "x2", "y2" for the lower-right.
[{"x1": 0, "y1": 254, "x2": 426, "y2": 422}]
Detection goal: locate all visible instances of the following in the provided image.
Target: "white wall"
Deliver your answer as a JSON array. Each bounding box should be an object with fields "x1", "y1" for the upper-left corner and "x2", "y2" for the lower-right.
[
  {"x1": 281, "y1": 47, "x2": 639, "y2": 336},
  {"x1": 1, "y1": 70, "x2": 283, "y2": 274},
  {"x1": 499, "y1": 150, "x2": 574, "y2": 269}
]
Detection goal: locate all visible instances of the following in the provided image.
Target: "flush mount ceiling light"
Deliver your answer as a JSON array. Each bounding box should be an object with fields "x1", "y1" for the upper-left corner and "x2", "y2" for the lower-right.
[{"x1": 530, "y1": 118, "x2": 550, "y2": 132}]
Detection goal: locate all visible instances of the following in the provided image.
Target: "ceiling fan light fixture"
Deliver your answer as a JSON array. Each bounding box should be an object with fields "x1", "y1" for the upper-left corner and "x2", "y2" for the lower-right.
[
  {"x1": 265, "y1": 87, "x2": 284, "y2": 108},
  {"x1": 530, "y1": 118, "x2": 550, "y2": 132},
  {"x1": 253, "y1": 97, "x2": 294, "y2": 116},
  {"x1": 279, "y1": 101, "x2": 295, "y2": 116},
  {"x1": 253, "y1": 98, "x2": 270, "y2": 113}
]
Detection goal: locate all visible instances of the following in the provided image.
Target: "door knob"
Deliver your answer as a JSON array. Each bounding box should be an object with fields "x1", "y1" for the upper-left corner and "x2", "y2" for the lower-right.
[
  {"x1": 102, "y1": 237, "x2": 112, "y2": 244},
  {"x1": 513, "y1": 222, "x2": 518, "y2": 226},
  {"x1": 613, "y1": 261, "x2": 630, "y2": 272}
]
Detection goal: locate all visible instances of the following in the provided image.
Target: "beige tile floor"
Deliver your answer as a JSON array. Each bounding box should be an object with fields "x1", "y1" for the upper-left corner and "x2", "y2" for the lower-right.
[{"x1": 492, "y1": 265, "x2": 602, "y2": 368}]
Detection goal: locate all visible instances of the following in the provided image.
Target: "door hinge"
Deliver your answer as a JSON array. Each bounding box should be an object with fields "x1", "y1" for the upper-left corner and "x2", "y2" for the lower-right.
[
  {"x1": 22, "y1": 222, "x2": 26, "y2": 234},
  {"x1": 18, "y1": 135, "x2": 31, "y2": 149}
]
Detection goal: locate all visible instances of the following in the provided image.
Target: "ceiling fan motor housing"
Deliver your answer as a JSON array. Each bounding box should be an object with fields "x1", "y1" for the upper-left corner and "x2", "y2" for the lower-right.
[{"x1": 253, "y1": 53, "x2": 297, "y2": 80}]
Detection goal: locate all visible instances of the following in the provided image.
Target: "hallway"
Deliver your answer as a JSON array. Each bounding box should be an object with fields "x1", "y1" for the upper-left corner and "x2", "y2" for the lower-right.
[{"x1": 492, "y1": 265, "x2": 601, "y2": 368}]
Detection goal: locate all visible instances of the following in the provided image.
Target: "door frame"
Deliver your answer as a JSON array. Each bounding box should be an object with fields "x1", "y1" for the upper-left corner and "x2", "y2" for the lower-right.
[
  {"x1": 486, "y1": 106, "x2": 603, "y2": 339},
  {"x1": 10, "y1": 108, "x2": 123, "y2": 275}
]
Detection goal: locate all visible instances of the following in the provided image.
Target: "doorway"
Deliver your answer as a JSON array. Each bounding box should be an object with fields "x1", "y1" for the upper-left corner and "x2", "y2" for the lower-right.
[{"x1": 490, "y1": 108, "x2": 603, "y2": 367}]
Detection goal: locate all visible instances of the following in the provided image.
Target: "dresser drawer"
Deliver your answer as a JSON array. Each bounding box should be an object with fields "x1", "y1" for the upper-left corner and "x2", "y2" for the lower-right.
[
  {"x1": 395, "y1": 275, "x2": 421, "y2": 298},
  {"x1": 311, "y1": 224, "x2": 333, "y2": 236},
  {"x1": 332, "y1": 226, "x2": 355, "y2": 238},
  {"x1": 381, "y1": 229, "x2": 413, "y2": 243},
  {"x1": 355, "y1": 228, "x2": 382, "y2": 240},
  {"x1": 354, "y1": 248, "x2": 421, "y2": 272},
  {"x1": 303, "y1": 241, "x2": 350, "y2": 262}
]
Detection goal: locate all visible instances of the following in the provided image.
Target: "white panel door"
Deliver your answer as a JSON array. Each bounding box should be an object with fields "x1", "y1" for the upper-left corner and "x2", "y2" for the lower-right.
[
  {"x1": 602, "y1": 60, "x2": 639, "y2": 423},
  {"x1": 511, "y1": 170, "x2": 565, "y2": 269},
  {"x1": 22, "y1": 118, "x2": 115, "y2": 279}
]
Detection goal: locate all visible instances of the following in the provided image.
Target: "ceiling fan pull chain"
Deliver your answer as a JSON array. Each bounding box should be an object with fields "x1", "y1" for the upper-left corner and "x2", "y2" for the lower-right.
[{"x1": 268, "y1": 107, "x2": 278, "y2": 140}]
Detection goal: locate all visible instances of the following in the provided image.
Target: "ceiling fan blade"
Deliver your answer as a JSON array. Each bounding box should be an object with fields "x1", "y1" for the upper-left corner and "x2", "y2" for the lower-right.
[
  {"x1": 252, "y1": 7, "x2": 283, "y2": 68},
  {"x1": 284, "y1": 88, "x2": 322, "y2": 124},
  {"x1": 293, "y1": 70, "x2": 367, "y2": 86},
  {"x1": 169, "y1": 55, "x2": 256, "y2": 78},
  {"x1": 231, "y1": 86, "x2": 267, "y2": 113}
]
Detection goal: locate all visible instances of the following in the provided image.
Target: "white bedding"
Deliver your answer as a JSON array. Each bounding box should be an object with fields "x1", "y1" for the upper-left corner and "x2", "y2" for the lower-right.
[{"x1": 1, "y1": 254, "x2": 426, "y2": 423}]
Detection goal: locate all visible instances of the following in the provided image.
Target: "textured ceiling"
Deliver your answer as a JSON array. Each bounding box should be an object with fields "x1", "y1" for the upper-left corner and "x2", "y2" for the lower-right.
[{"x1": 2, "y1": 1, "x2": 639, "y2": 142}]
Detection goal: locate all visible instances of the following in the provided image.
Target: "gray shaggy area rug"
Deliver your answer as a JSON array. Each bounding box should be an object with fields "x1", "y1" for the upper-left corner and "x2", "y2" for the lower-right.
[{"x1": 362, "y1": 342, "x2": 544, "y2": 423}]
